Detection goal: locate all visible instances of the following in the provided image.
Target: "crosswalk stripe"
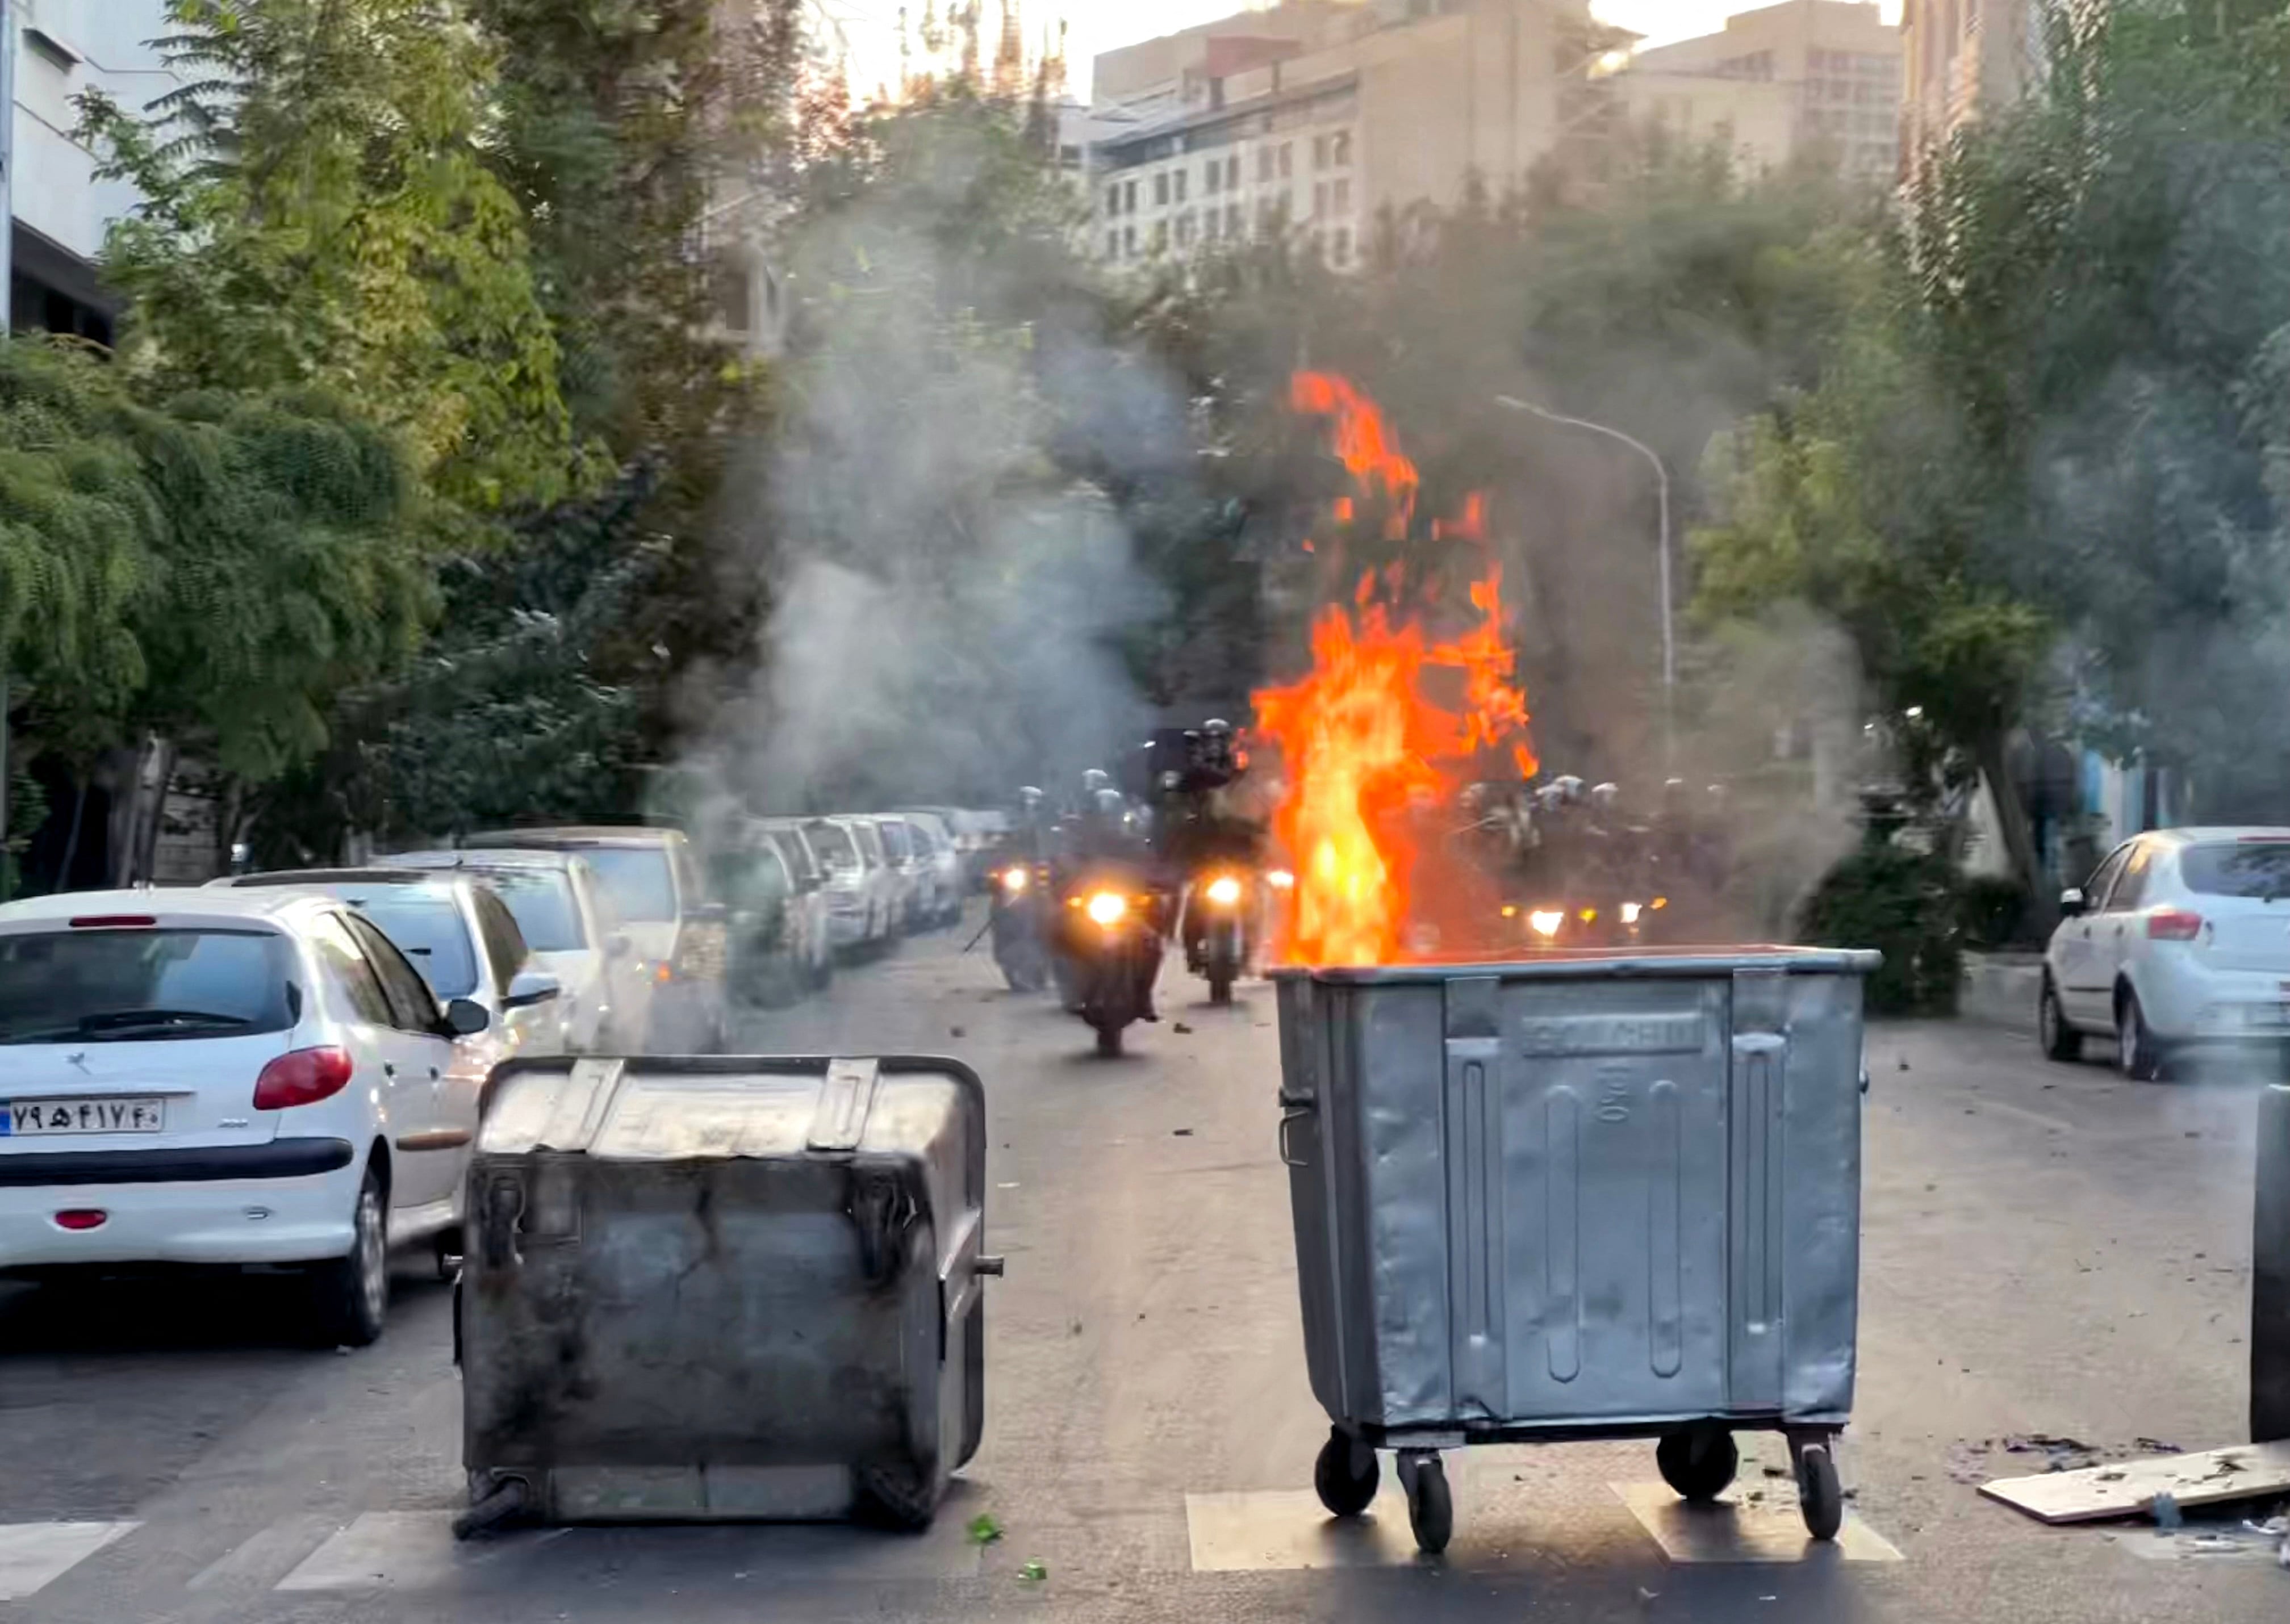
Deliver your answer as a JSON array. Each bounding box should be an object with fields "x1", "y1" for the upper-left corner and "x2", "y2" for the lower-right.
[
  {"x1": 0, "y1": 1521, "x2": 140, "y2": 1601},
  {"x1": 187, "y1": 1513, "x2": 342, "y2": 1592},
  {"x1": 274, "y1": 1512, "x2": 465, "y2": 1592}
]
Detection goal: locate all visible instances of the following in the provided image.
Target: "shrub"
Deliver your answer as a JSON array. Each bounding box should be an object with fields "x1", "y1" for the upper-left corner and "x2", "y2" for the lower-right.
[
  {"x1": 1799, "y1": 838, "x2": 1963, "y2": 1015},
  {"x1": 1959, "y1": 874, "x2": 2034, "y2": 950}
]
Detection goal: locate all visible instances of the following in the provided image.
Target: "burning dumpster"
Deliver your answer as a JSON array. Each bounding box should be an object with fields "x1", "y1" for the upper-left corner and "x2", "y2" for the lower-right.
[{"x1": 1274, "y1": 949, "x2": 1878, "y2": 1553}]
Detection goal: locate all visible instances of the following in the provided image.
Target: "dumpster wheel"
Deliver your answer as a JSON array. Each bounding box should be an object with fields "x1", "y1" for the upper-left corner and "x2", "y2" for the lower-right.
[
  {"x1": 1795, "y1": 1442, "x2": 1844, "y2": 1541},
  {"x1": 1656, "y1": 1426, "x2": 1739, "y2": 1502},
  {"x1": 1313, "y1": 1427, "x2": 1380, "y2": 1517},
  {"x1": 1399, "y1": 1451, "x2": 1452, "y2": 1555}
]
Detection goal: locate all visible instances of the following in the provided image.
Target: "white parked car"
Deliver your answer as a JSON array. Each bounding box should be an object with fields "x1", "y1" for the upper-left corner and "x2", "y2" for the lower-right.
[
  {"x1": 757, "y1": 820, "x2": 835, "y2": 989},
  {"x1": 867, "y1": 816, "x2": 928, "y2": 934},
  {"x1": 212, "y1": 869, "x2": 565, "y2": 1056},
  {"x1": 897, "y1": 812, "x2": 967, "y2": 928},
  {"x1": 391, "y1": 849, "x2": 644, "y2": 1053},
  {"x1": 2041, "y1": 827, "x2": 2290, "y2": 1077},
  {"x1": 809, "y1": 817, "x2": 894, "y2": 952},
  {"x1": 0, "y1": 889, "x2": 498, "y2": 1343}
]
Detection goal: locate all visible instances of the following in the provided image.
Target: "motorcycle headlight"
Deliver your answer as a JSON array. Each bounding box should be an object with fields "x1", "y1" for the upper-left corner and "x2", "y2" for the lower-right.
[
  {"x1": 1620, "y1": 901, "x2": 1643, "y2": 925},
  {"x1": 1528, "y1": 909, "x2": 1565, "y2": 940},
  {"x1": 1000, "y1": 866, "x2": 1029, "y2": 894},
  {"x1": 1085, "y1": 891, "x2": 1129, "y2": 927},
  {"x1": 1266, "y1": 869, "x2": 1296, "y2": 890},
  {"x1": 1205, "y1": 875, "x2": 1243, "y2": 907}
]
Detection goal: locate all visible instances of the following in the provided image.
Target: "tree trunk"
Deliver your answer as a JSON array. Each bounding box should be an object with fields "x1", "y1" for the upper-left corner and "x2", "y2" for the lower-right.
[
  {"x1": 58, "y1": 777, "x2": 89, "y2": 891},
  {"x1": 133, "y1": 740, "x2": 177, "y2": 884},
  {"x1": 214, "y1": 773, "x2": 245, "y2": 877},
  {"x1": 1974, "y1": 729, "x2": 2049, "y2": 931}
]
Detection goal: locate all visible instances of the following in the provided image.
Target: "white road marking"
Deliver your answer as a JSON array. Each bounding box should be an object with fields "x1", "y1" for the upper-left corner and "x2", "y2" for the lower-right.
[
  {"x1": 1611, "y1": 1482, "x2": 1904, "y2": 1563},
  {"x1": 187, "y1": 1513, "x2": 342, "y2": 1591},
  {"x1": 0, "y1": 1521, "x2": 140, "y2": 1600},
  {"x1": 275, "y1": 1512, "x2": 466, "y2": 1592},
  {"x1": 1186, "y1": 1489, "x2": 1421, "y2": 1571}
]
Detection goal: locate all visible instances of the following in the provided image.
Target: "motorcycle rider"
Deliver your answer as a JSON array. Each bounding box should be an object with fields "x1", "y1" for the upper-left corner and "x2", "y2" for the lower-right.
[
  {"x1": 1160, "y1": 721, "x2": 1268, "y2": 969},
  {"x1": 1057, "y1": 785, "x2": 1167, "y2": 1022}
]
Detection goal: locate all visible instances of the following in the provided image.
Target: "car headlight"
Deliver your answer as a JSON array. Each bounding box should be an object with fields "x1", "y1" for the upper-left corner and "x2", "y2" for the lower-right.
[
  {"x1": 1620, "y1": 901, "x2": 1643, "y2": 924},
  {"x1": 1205, "y1": 875, "x2": 1243, "y2": 906},
  {"x1": 1528, "y1": 910, "x2": 1565, "y2": 939},
  {"x1": 1085, "y1": 891, "x2": 1128, "y2": 927}
]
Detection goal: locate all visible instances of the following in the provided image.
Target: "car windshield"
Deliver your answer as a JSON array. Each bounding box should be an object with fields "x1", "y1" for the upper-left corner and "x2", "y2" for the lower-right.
[
  {"x1": 2179, "y1": 841, "x2": 2290, "y2": 899},
  {"x1": 472, "y1": 869, "x2": 587, "y2": 952},
  {"x1": 0, "y1": 928, "x2": 296, "y2": 1044},
  {"x1": 339, "y1": 894, "x2": 480, "y2": 998},
  {"x1": 577, "y1": 846, "x2": 679, "y2": 923},
  {"x1": 805, "y1": 822, "x2": 859, "y2": 872}
]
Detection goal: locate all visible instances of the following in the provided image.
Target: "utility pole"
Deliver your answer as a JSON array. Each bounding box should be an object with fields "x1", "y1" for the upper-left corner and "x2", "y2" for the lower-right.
[
  {"x1": 1494, "y1": 395, "x2": 1675, "y2": 775},
  {"x1": 0, "y1": 0, "x2": 16, "y2": 903}
]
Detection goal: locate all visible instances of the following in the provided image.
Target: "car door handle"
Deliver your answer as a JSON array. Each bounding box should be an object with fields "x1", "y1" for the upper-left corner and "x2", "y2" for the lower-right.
[
  {"x1": 383, "y1": 1062, "x2": 397, "y2": 1078},
  {"x1": 429, "y1": 1067, "x2": 442, "y2": 1081}
]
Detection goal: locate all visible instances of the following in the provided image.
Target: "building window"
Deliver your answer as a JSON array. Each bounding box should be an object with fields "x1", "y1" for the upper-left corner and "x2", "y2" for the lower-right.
[
  {"x1": 1174, "y1": 168, "x2": 1188, "y2": 203},
  {"x1": 1106, "y1": 183, "x2": 1121, "y2": 215},
  {"x1": 1332, "y1": 129, "x2": 1352, "y2": 166},
  {"x1": 1154, "y1": 171, "x2": 1170, "y2": 206},
  {"x1": 1205, "y1": 159, "x2": 1220, "y2": 195},
  {"x1": 1258, "y1": 146, "x2": 1275, "y2": 182},
  {"x1": 1205, "y1": 210, "x2": 1222, "y2": 243},
  {"x1": 1124, "y1": 179, "x2": 1138, "y2": 212},
  {"x1": 1106, "y1": 229, "x2": 1119, "y2": 259},
  {"x1": 1226, "y1": 154, "x2": 1240, "y2": 188},
  {"x1": 1334, "y1": 178, "x2": 1351, "y2": 214},
  {"x1": 1279, "y1": 141, "x2": 1293, "y2": 178},
  {"x1": 1151, "y1": 220, "x2": 1168, "y2": 253},
  {"x1": 1226, "y1": 202, "x2": 1244, "y2": 236},
  {"x1": 1259, "y1": 196, "x2": 1280, "y2": 232},
  {"x1": 1314, "y1": 181, "x2": 1328, "y2": 217},
  {"x1": 1334, "y1": 226, "x2": 1353, "y2": 267},
  {"x1": 1313, "y1": 133, "x2": 1330, "y2": 169},
  {"x1": 1124, "y1": 223, "x2": 1136, "y2": 256}
]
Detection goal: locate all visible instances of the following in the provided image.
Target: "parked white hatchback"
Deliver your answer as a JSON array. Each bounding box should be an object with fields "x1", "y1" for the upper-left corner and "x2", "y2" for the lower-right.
[
  {"x1": 2041, "y1": 827, "x2": 2290, "y2": 1077},
  {"x1": 0, "y1": 888, "x2": 496, "y2": 1343}
]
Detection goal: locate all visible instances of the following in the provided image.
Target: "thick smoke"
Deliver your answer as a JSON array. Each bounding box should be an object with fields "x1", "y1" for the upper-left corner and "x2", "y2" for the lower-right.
[{"x1": 691, "y1": 117, "x2": 1168, "y2": 822}]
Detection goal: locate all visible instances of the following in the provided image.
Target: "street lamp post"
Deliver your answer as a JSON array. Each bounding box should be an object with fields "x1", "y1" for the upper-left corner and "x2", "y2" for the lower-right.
[{"x1": 1494, "y1": 395, "x2": 1674, "y2": 772}]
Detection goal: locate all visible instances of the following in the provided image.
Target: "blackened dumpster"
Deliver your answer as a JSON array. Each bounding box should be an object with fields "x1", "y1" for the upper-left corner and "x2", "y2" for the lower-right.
[
  {"x1": 1274, "y1": 948, "x2": 1880, "y2": 1553},
  {"x1": 455, "y1": 1055, "x2": 997, "y2": 1534}
]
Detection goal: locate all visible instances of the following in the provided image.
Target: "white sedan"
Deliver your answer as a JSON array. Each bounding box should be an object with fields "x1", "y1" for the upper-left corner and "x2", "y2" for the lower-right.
[
  {"x1": 2041, "y1": 826, "x2": 2290, "y2": 1078},
  {"x1": 0, "y1": 888, "x2": 496, "y2": 1343}
]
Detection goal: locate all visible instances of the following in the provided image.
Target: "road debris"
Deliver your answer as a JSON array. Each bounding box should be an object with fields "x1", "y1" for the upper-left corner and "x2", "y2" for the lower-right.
[
  {"x1": 2151, "y1": 1491, "x2": 2182, "y2": 1532},
  {"x1": 968, "y1": 1513, "x2": 1004, "y2": 1546},
  {"x1": 1982, "y1": 1441, "x2": 2290, "y2": 1524},
  {"x1": 1172, "y1": 1022, "x2": 1194, "y2": 1034},
  {"x1": 1019, "y1": 1559, "x2": 1048, "y2": 1582}
]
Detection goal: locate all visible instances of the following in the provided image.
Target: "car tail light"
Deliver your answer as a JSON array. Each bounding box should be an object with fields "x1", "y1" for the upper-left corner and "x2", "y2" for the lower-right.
[
  {"x1": 69, "y1": 915, "x2": 156, "y2": 929},
  {"x1": 2148, "y1": 909, "x2": 2205, "y2": 941},
  {"x1": 254, "y1": 1047, "x2": 355, "y2": 1110},
  {"x1": 53, "y1": 1209, "x2": 107, "y2": 1231}
]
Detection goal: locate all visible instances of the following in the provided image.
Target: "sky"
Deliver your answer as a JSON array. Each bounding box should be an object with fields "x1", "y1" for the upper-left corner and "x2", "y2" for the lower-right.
[{"x1": 810, "y1": 0, "x2": 1904, "y2": 103}]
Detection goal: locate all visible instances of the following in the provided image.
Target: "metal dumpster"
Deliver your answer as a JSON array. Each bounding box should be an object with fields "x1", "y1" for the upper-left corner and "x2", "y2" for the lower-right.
[
  {"x1": 453, "y1": 1054, "x2": 998, "y2": 1535},
  {"x1": 1274, "y1": 948, "x2": 1879, "y2": 1552}
]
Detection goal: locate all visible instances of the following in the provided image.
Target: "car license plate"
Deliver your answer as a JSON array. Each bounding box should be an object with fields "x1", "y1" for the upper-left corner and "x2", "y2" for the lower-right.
[{"x1": 1, "y1": 1098, "x2": 166, "y2": 1136}]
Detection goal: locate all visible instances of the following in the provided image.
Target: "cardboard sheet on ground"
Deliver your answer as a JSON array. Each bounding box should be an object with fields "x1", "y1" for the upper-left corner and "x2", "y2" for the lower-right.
[{"x1": 1980, "y1": 1442, "x2": 2290, "y2": 1525}]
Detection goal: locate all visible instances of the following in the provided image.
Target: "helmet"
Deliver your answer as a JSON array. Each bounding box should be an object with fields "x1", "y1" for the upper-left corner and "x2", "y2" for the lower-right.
[
  {"x1": 1081, "y1": 768, "x2": 1111, "y2": 796},
  {"x1": 1018, "y1": 785, "x2": 1044, "y2": 809},
  {"x1": 1093, "y1": 788, "x2": 1127, "y2": 818},
  {"x1": 1203, "y1": 718, "x2": 1233, "y2": 738},
  {"x1": 1460, "y1": 782, "x2": 1489, "y2": 811},
  {"x1": 1534, "y1": 783, "x2": 1566, "y2": 813},
  {"x1": 1590, "y1": 782, "x2": 1620, "y2": 811},
  {"x1": 1553, "y1": 775, "x2": 1586, "y2": 806}
]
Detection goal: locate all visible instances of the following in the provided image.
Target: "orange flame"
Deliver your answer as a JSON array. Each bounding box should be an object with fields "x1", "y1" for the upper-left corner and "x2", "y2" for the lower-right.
[{"x1": 1256, "y1": 374, "x2": 1537, "y2": 966}]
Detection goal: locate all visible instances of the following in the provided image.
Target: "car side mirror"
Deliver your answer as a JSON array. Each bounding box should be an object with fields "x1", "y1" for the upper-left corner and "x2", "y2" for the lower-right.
[
  {"x1": 442, "y1": 997, "x2": 491, "y2": 1037},
  {"x1": 2059, "y1": 887, "x2": 2086, "y2": 918},
  {"x1": 502, "y1": 969, "x2": 561, "y2": 1011}
]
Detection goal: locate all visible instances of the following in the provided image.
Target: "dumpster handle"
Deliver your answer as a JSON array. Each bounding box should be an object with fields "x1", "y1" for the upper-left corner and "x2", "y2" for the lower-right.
[{"x1": 1278, "y1": 1104, "x2": 1313, "y2": 1168}]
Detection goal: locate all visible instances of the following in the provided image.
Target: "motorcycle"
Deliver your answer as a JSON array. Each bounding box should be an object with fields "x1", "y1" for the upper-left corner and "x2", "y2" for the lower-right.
[
  {"x1": 1051, "y1": 873, "x2": 1164, "y2": 1056},
  {"x1": 1184, "y1": 866, "x2": 1263, "y2": 1004},
  {"x1": 989, "y1": 859, "x2": 1051, "y2": 993}
]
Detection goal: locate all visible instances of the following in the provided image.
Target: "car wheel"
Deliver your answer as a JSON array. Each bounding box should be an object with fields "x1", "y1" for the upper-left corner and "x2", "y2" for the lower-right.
[
  {"x1": 310, "y1": 1163, "x2": 390, "y2": 1347},
  {"x1": 2040, "y1": 978, "x2": 2082, "y2": 1062},
  {"x1": 2117, "y1": 987, "x2": 2166, "y2": 1081}
]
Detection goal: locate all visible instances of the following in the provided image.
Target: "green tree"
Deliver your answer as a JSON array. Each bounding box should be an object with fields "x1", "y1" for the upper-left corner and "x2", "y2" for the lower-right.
[{"x1": 79, "y1": 0, "x2": 583, "y2": 512}]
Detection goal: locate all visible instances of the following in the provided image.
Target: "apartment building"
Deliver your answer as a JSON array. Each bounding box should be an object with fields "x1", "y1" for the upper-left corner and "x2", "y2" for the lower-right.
[
  {"x1": 9, "y1": 0, "x2": 181, "y2": 340},
  {"x1": 1088, "y1": 0, "x2": 1610, "y2": 271},
  {"x1": 1900, "y1": 0, "x2": 2040, "y2": 178},
  {"x1": 1615, "y1": 1, "x2": 1902, "y2": 182}
]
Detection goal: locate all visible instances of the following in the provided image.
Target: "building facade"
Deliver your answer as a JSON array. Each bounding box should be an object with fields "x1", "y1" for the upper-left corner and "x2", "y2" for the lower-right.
[
  {"x1": 9, "y1": 0, "x2": 181, "y2": 341},
  {"x1": 1899, "y1": 0, "x2": 2040, "y2": 179},
  {"x1": 1087, "y1": 0, "x2": 1611, "y2": 272},
  {"x1": 1615, "y1": 1, "x2": 1902, "y2": 182}
]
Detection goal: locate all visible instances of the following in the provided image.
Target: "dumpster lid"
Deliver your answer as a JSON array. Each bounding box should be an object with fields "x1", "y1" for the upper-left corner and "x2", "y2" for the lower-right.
[
  {"x1": 476, "y1": 1053, "x2": 984, "y2": 1161},
  {"x1": 1269, "y1": 946, "x2": 1881, "y2": 985}
]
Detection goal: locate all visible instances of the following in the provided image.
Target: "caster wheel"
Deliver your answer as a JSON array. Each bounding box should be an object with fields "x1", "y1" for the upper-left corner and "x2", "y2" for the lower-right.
[
  {"x1": 1313, "y1": 1428, "x2": 1380, "y2": 1517},
  {"x1": 1656, "y1": 1426, "x2": 1739, "y2": 1502},
  {"x1": 1402, "y1": 1453, "x2": 1452, "y2": 1555},
  {"x1": 1796, "y1": 1442, "x2": 1844, "y2": 1541}
]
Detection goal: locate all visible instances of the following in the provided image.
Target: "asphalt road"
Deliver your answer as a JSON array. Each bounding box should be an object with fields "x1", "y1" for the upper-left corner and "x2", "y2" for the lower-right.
[{"x1": 2, "y1": 918, "x2": 2285, "y2": 1623}]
